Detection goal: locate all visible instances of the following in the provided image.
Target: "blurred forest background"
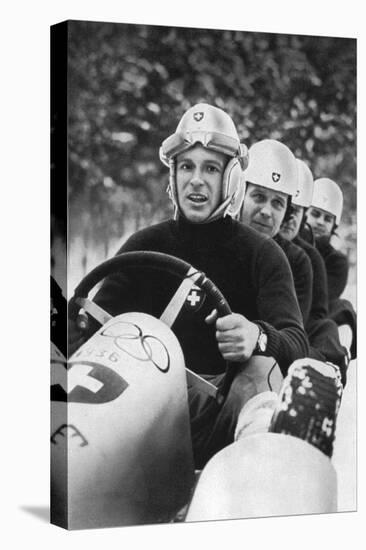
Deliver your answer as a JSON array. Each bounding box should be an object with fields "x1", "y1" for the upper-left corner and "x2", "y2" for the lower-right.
[{"x1": 52, "y1": 20, "x2": 356, "y2": 298}]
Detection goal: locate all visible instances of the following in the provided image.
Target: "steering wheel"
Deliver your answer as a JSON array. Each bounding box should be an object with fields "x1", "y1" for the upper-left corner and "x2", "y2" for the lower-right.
[{"x1": 68, "y1": 251, "x2": 237, "y2": 402}]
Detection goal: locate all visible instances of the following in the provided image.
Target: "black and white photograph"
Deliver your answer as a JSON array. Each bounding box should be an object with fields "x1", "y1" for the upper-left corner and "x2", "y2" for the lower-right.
[
  {"x1": 2, "y1": 1, "x2": 364, "y2": 549},
  {"x1": 51, "y1": 17, "x2": 356, "y2": 529}
]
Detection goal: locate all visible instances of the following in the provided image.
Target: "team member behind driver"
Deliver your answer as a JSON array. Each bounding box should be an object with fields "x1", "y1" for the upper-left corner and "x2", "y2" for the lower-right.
[
  {"x1": 306, "y1": 178, "x2": 348, "y2": 300},
  {"x1": 70, "y1": 103, "x2": 308, "y2": 468},
  {"x1": 280, "y1": 160, "x2": 328, "y2": 323},
  {"x1": 279, "y1": 161, "x2": 349, "y2": 383},
  {"x1": 305, "y1": 178, "x2": 356, "y2": 359},
  {"x1": 239, "y1": 139, "x2": 313, "y2": 327}
]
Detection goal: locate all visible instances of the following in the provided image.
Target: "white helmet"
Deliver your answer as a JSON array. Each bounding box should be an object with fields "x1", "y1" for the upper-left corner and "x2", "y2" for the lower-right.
[
  {"x1": 293, "y1": 159, "x2": 314, "y2": 208},
  {"x1": 159, "y1": 103, "x2": 249, "y2": 221},
  {"x1": 243, "y1": 139, "x2": 298, "y2": 198},
  {"x1": 311, "y1": 178, "x2": 343, "y2": 225}
]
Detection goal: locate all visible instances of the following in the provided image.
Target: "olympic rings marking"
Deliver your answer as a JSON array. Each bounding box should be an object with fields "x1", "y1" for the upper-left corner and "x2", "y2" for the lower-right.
[
  {"x1": 101, "y1": 321, "x2": 170, "y2": 373},
  {"x1": 51, "y1": 424, "x2": 88, "y2": 447}
]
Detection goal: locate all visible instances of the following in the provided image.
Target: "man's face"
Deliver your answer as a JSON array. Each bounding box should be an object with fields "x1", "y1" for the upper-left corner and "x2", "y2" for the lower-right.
[
  {"x1": 241, "y1": 183, "x2": 288, "y2": 238},
  {"x1": 280, "y1": 204, "x2": 304, "y2": 241},
  {"x1": 175, "y1": 144, "x2": 226, "y2": 223},
  {"x1": 305, "y1": 206, "x2": 335, "y2": 238}
]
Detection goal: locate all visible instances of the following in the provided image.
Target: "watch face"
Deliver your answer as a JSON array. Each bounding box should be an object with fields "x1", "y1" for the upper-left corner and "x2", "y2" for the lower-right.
[{"x1": 258, "y1": 332, "x2": 268, "y2": 352}]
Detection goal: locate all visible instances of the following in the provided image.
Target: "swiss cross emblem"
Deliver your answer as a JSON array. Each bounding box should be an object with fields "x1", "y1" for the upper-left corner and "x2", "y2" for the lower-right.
[
  {"x1": 51, "y1": 361, "x2": 129, "y2": 403},
  {"x1": 193, "y1": 112, "x2": 204, "y2": 122},
  {"x1": 272, "y1": 172, "x2": 281, "y2": 183},
  {"x1": 185, "y1": 285, "x2": 205, "y2": 312}
]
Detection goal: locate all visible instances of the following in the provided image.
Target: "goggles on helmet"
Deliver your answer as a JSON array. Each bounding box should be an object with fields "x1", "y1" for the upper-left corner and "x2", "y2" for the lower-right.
[{"x1": 160, "y1": 130, "x2": 244, "y2": 165}]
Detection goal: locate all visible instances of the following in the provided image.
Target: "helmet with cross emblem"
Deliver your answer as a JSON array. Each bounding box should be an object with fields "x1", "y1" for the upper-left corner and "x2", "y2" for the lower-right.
[
  {"x1": 159, "y1": 103, "x2": 249, "y2": 220},
  {"x1": 311, "y1": 178, "x2": 343, "y2": 226},
  {"x1": 242, "y1": 139, "x2": 298, "y2": 198},
  {"x1": 292, "y1": 159, "x2": 314, "y2": 208}
]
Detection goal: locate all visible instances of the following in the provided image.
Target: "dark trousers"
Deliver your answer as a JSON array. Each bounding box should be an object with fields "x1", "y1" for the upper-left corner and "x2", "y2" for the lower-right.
[{"x1": 187, "y1": 357, "x2": 283, "y2": 469}]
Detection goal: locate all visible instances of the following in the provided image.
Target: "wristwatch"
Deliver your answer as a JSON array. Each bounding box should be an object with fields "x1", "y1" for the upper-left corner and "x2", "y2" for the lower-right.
[{"x1": 254, "y1": 325, "x2": 268, "y2": 354}]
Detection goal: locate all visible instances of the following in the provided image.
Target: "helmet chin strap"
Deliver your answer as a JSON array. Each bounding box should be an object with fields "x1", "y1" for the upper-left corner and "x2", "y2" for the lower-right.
[{"x1": 203, "y1": 196, "x2": 233, "y2": 223}]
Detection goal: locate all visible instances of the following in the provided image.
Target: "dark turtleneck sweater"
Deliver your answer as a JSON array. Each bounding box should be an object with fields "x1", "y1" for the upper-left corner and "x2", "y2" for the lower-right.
[
  {"x1": 274, "y1": 234, "x2": 313, "y2": 326},
  {"x1": 293, "y1": 236, "x2": 348, "y2": 382},
  {"x1": 315, "y1": 235, "x2": 356, "y2": 361},
  {"x1": 293, "y1": 235, "x2": 328, "y2": 324},
  {"x1": 315, "y1": 235, "x2": 349, "y2": 303},
  {"x1": 91, "y1": 217, "x2": 308, "y2": 376}
]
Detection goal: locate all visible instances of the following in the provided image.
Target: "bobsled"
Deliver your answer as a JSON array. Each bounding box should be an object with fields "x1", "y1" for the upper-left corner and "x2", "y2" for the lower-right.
[
  {"x1": 51, "y1": 251, "x2": 239, "y2": 529},
  {"x1": 50, "y1": 252, "x2": 341, "y2": 530}
]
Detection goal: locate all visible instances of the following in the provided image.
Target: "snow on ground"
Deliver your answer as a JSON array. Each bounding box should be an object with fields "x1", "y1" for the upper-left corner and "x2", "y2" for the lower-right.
[
  {"x1": 332, "y1": 276, "x2": 357, "y2": 512},
  {"x1": 332, "y1": 358, "x2": 357, "y2": 511}
]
